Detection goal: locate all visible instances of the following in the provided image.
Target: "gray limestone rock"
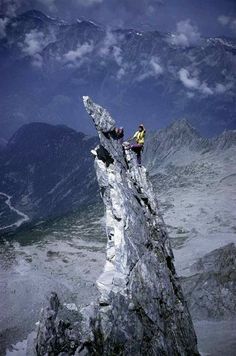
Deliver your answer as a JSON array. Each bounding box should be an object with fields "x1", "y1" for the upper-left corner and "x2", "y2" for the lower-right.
[
  {"x1": 181, "y1": 243, "x2": 236, "y2": 320},
  {"x1": 35, "y1": 97, "x2": 199, "y2": 355},
  {"x1": 35, "y1": 293, "x2": 80, "y2": 355}
]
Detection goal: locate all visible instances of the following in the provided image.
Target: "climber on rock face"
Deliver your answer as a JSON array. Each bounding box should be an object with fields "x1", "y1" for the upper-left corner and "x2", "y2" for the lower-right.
[
  {"x1": 114, "y1": 127, "x2": 124, "y2": 143},
  {"x1": 126, "y1": 124, "x2": 146, "y2": 166}
]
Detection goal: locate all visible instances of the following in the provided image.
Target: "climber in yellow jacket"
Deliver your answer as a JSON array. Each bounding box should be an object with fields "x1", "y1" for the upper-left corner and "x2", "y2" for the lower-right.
[
  {"x1": 133, "y1": 124, "x2": 145, "y2": 145},
  {"x1": 128, "y1": 124, "x2": 146, "y2": 166}
]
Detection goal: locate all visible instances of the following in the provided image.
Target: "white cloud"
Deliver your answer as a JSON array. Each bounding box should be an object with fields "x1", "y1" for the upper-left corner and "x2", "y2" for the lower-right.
[
  {"x1": 218, "y1": 15, "x2": 230, "y2": 26},
  {"x1": 170, "y1": 20, "x2": 201, "y2": 48},
  {"x1": 99, "y1": 30, "x2": 115, "y2": 56},
  {"x1": 179, "y1": 68, "x2": 233, "y2": 96},
  {"x1": 179, "y1": 68, "x2": 200, "y2": 90},
  {"x1": 99, "y1": 30, "x2": 124, "y2": 66},
  {"x1": 215, "y1": 83, "x2": 227, "y2": 94},
  {"x1": 0, "y1": 17, "x2": 8, "y2": 38},
  {"x1": 117, "y1": 67, "x2": 125, "y2": 80},
  {"x1": 200, "y1": 82, "x2": 214, "y2": 95},
  {"x1": 19, "y1": 29, "x2": 54, "y2": 68},
  {"x1": 218, "y1": 15, "x2": 236, "y2": 34},
  {"x1": 1, "y1": 0, "x2": 21, "y2": 17},
  {"x1": 112, "y1": 45, "x2": 122, "y2": 66},
  {"x1": 150, "y1": 56, "x2": 163, "y2": 75},
  {"x1": 215, "y1": 82, "x2": 233, "y2": 94},
  {"x1": 115, "y1": 62, "x2": 137, "y2": 80},
  {"x1": 147, "y1": 5, "x2": 155, "y2": 15},
  {"x1": 0, "y1": 0, "x2": 25, "y2": 38},
  {"x1": 63, "y1": 41, "x2": 94, "y2": 67},
  {"x1": 187, "y1": 92, "x2": 195, "y2": 98},
  {"x1": 32, "y1": 53, "x2": 43, "y2": 68},
  {"x1": 137, "y1": 56, "x2": 163, "y2": 81},
  {"x1": 21, "y1": 30, "x2": 45, "y2": 56},
  {"x1": 99, "y1": 30, "x2": 129, "y2": 79}
]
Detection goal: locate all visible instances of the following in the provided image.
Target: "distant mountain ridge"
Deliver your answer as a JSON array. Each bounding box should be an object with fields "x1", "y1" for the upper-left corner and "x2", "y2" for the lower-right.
[
  {"x1": 0, "y1": 119, "x2": 235, "y2": 234},
  {"x1": 144, "y1": 119, "x2": 236, "y2": 172},
  {"x1": 0, "y1": 9, "x2": 235, "y2": 139},
  {"x1": 0, "y1": 122, "x2": 99, "y2": 233}
]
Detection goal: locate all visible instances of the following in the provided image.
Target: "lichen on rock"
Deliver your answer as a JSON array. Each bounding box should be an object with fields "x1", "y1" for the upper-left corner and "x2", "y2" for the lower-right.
[{"x1": 35, "y1": 97, "x2": 199, "y2": 355}]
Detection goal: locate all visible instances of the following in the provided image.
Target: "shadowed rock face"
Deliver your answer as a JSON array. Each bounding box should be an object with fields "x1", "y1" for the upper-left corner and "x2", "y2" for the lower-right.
[
  {"x1": 0, "y1": 123, "x2": 99, "y2": 231},
  {"x1": 181, "y1": 243, "x2": 236, "y2": 320},
  {"x1": 35, "y1": 97, "x2": 199, "y2": 355}
]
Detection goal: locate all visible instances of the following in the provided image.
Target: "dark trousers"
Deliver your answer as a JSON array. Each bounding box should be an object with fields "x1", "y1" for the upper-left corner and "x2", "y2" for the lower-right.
[{"x1": 131, "y1": 144, "x2": 143, "y2": 165}]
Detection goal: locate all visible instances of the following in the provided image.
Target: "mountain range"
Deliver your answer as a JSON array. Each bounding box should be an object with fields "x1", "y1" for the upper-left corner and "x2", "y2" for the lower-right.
[
  {"x1": 1, "y1": 118, "x2": 235, "y2": 235},
  {"x1": 0, "y1": 117, "x2": 235, "y2": 354},
  {"x1": 0, "y1": 122, "x2": 98, "y2": 233},
  {"x1": 0, "y1": 9, "x2": 236, "y2": 139}
]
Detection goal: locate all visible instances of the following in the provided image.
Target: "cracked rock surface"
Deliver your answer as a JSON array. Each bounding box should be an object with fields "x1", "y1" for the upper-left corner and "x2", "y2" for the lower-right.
[
  {"x1": 35, "y1": 97, "x2": 199, "y2": 355},
  {"x1": 181, "y1": 243, "x2": 236, "y2": 320}
]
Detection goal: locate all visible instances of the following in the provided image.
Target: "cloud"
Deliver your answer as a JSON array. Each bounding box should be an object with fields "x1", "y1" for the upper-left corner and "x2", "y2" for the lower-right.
[
  {"x1": 215, "y1": 83, "x2": 233, "y2": 94},
  {"x1": 99, "y1": 29, "x2": 129, "y2": 79},
  {"x1": 179, "y1": 68, "x2": 233, "y2": 96},
  {"x1": 21, "y1": 30, "x2": 45, "y2": 56},
  {"x1": 186, "y1": 91, "x2": 195, "y2": 98},
  {"x1": 179, "y1": 68, "x2": 213, "y2": 95},
  {"x1": 170, "y1": 19, "x2": 201, "y2": 48},
  {"x1": 0, "y1": 0, "x2": 22, "y2": 17},
  {"x1": 218, "y1": 15, "x2": 236, "y2": 34},
  {"x1": 115, "y1": 62, "x2": 136, "y2": 80},
  {"x1": 0, "y1": 0, "x2": 26, "y2": 38},
  {"x1": 0, "y1": 17, "x2": 8, "y2": 38},
  {"x1": 113, "y1": 45, "x2": 123, "y2": 66},
  {"x1": 215, "y1": 83, "x2": 226, "y2": 94},
  {"x1": 150, "y1": 56, "x2": 163, "y2": 75},
  {"x1": 218, "y1": 15, "x2": 230, "y2": 26},
  {"x1": 99, "y1": 30, "x2": 115, "y2": 56},
  {"x1": 200, "y1": 82, "x2": 213, "y2": 95},
  {"x1": 179, "y1": 68, "x2": 200, "y2": 89},
  {"x1": 99, "y1": 30, "x2": 123, "y2": 66},
  {"x1": 63, "y1": 41, "x2": 94, "y2": 67},
  {"x1": 31, "y1": 53, "x2": 43, "y2": 67},
  {"x1": 19, "y1": 29, "x2": 53, "y2": 67},
  {"x1": 137, "y1": 56, "x2": 163, "y2": 81},
  {"x1": 116, "y1": 67, "x2": 125, "y2": 80}
]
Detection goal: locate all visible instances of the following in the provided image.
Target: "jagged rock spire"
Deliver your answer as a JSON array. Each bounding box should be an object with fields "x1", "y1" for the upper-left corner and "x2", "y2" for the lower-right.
[
  {"x1": 35, "y1": 97, "x2": 199, "y2": 355},
  {"x1": 81, "y1": 96, "x2": 199, "y2": 355}
]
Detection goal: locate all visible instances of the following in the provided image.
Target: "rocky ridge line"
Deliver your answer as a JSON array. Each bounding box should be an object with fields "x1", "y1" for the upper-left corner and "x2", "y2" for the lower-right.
[{"x1": 35, "y1": 97, "x2": 199, "y2": 355}]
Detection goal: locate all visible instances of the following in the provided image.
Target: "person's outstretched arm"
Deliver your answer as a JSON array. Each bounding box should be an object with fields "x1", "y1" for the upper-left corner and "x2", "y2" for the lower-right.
[{"x1": 127, "y1": 131, "x2": 138, "y2": 141}]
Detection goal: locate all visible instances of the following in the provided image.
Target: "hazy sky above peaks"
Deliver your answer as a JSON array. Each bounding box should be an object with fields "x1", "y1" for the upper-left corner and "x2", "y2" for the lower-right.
[{"x1": 1, "y1": 0, "x2": 236, "y2": 37}]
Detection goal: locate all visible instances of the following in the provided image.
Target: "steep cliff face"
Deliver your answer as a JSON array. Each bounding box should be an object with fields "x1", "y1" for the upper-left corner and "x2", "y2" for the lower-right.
[
  {"x1": 181, "y1": 243, "x2": 236, "y2": 320},
  {"x1": 35, "y1": 97, "x2": 199, "y2": 355}
]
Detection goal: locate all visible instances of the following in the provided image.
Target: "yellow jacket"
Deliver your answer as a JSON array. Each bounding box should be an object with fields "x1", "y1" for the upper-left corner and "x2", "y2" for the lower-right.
[{"x1": 133, "y1": 130, "x2": 145, "y2": 145}]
